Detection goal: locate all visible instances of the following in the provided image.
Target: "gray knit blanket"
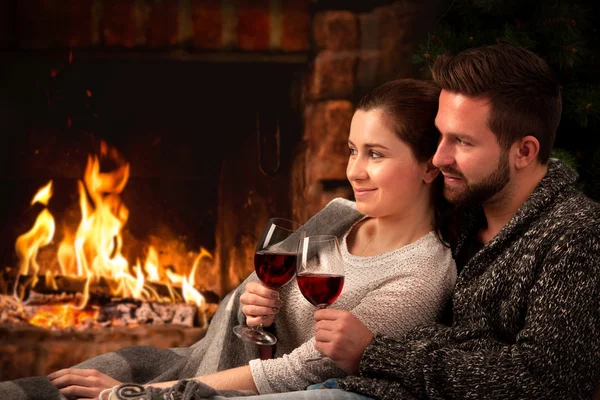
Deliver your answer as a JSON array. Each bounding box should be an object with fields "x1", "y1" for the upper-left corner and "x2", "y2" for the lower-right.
[{"x1": 0, "y1": 200, "x2": 364, "y2": 400}]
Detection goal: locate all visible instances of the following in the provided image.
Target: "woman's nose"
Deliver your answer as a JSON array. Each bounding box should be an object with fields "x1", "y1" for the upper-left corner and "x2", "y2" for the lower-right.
[
  {"x1": 432, "y1": 139, "x2": 454, "y2": 169},
  {"x1": 346, "y1": 156, "x2": 368, "y2": 181}
]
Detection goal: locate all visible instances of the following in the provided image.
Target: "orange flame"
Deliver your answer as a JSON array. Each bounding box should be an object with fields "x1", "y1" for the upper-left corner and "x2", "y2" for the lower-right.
[
  {"x1": 31, "y1": 180, "x2": 53, "y2": 206},
  {"x1": 14, "y1": 142, "x2": 210, "y2": 328},
  {"x1": 16, "y1": 182, "x2": 56, "y2": 276}
]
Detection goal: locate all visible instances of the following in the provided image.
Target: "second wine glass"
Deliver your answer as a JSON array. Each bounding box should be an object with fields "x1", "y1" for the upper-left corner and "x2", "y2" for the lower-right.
[{"x1": 296, "y1": 235, "x2": 345, "y2": 362}]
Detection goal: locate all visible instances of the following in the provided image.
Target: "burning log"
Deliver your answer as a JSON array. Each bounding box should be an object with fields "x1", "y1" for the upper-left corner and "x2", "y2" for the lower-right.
[
  {"x1": 14, "y1": 274, "x2": 219, "y2": 306},
  {"x1": 0, "y1": 295, "x2": 28, "y2": 324},
  {"x1": 97, "y1": 301, "x2": 198, "y2": 327},
  {"x1": 0, "y1": 274, "x2": 221, "y2": 329},
  {"x1": 0, "y1": 294, "x2": 208, "y2": 329}
]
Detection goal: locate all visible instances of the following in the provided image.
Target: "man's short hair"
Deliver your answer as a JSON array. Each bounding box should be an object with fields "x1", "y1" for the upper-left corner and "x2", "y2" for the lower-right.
[{"x1": 432, "y1": 44, "x2": 562, "y2": 164}]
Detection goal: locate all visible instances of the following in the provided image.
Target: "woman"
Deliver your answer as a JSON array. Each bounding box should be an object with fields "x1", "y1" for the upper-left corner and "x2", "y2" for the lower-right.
[{"x1": 46, "y1": 79, "x2": 457, "y2": 400}]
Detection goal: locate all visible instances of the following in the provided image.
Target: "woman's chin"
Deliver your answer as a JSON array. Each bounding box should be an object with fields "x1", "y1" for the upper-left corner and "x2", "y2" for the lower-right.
[{"x1": 355, "y1": 202, "x2": 376, "y2": 217}]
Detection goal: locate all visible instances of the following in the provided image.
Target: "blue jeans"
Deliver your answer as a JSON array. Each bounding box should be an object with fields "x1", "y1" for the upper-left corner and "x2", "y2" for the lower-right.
[{"x1": 210, "y1": 380, "x2": 374, "y2": 400}]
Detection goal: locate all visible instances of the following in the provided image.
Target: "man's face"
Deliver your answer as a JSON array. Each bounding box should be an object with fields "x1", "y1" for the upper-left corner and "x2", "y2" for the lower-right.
[{"x1": 432, "y1": 90, "x2": 511, "y2": 206}]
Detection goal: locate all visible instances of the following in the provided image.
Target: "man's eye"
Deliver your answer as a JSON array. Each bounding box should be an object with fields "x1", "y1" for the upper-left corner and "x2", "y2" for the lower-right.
[{"x1": 456, "y1": 138, "x2": 469, "y2": 146}]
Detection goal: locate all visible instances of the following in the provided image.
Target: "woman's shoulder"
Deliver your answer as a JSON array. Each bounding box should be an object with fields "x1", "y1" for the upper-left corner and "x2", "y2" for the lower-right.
[
  {"x1": 380, "y1": 232, "x2": 455, "y2": 274},
  {"x1": 414, "y1": 232, "x2": 454, "y2": 261}
]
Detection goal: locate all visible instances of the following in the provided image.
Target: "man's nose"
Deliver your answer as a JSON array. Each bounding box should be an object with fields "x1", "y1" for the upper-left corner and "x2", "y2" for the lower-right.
[{"x1": 432, "y1": 139, "x2": 454, "y2": 168}]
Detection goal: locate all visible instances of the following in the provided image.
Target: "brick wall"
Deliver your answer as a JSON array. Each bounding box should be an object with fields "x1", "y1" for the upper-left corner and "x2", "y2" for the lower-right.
[
  {"x1": 0, "y1": 323, "x2": 207, "y2": 380},
  {"x1": 10, "y1": 0, "x2": 310, "y2": 51},
  {"x1": 292, "y1": 1, "x2": 425, "y2": 223}
]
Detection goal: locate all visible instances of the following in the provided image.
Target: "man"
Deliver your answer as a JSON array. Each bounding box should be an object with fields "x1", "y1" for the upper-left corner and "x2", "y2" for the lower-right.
[{"x1": 312, "y1": 44, "x2": 600, "y2": 399}]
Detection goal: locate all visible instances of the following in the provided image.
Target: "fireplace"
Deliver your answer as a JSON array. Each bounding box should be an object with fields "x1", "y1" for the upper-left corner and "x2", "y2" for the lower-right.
[
  {"x1": 0, "y1": 53, "x2": 305, "y2": 293},
  {"x1": 0, "y1": 0, "x2": 437, "y2": 382}
]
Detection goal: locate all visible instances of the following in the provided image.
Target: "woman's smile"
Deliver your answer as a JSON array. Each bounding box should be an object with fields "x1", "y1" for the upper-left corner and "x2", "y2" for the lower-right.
[{"x1": 353, "y1": 187, "x2": 377, "y2": 199}]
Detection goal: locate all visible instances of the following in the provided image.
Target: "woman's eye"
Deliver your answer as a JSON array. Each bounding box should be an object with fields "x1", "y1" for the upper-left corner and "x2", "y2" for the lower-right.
[
  {"x1": 369, "y1": 150, "x2": 382, "y2": 159},
  {"x1": 349, "y1": 147, "x2": 357, "y2": 156}
]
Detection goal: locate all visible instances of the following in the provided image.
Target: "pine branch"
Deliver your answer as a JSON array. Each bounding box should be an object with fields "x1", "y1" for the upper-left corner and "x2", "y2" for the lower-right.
[
  {"x1": 498, "y1": 25, "x2": 537, "y2": 49},
  {"x1": 564, "y1": 86, "x2": 600, "y2": 128},
  {"x1": 551, "y1": 148, "x2": 579, "y2": 169}
]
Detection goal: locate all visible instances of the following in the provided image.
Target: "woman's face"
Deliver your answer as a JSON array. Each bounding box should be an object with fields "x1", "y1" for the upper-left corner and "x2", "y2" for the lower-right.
[{"x1": 346, "y1": 109, "x2": 433, "y2": 218}]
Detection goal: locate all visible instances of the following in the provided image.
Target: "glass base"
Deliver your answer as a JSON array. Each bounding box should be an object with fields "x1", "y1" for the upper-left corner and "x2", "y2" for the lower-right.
[{"x1": 233, "y1": 324, "x2": 277, "y2": 346}]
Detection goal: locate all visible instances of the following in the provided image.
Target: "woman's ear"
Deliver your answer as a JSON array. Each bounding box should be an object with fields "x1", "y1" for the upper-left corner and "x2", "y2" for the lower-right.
[{"x1": 423, "y1": 159, "x2": 440, "y2": 184}]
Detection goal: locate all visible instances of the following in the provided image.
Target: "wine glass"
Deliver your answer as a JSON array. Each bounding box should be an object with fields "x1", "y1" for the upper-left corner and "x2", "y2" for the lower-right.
[
  {"x1": 296, "y1": 235, "x2": 345, "y2": 362},
  {"x1": 233, "y1": 217, "x2": 304, "y2": 346}
]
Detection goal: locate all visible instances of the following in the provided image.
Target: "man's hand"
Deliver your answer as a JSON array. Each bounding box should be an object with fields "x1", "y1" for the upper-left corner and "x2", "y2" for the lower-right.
[
  {"x1": 239, "y1": 281, "x2": 281, "y2": 327},
  {"x1": 48, "y1": 368, "x2": 121, "y2": 400},
  {"x1": 314, "y1": 309, "x2": 374, "y2": 375}
]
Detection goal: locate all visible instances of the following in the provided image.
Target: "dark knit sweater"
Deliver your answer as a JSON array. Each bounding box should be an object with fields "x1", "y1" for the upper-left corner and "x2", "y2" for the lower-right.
[{"x1": 339, "y1": 159, "x2": 600, "y2": 399}]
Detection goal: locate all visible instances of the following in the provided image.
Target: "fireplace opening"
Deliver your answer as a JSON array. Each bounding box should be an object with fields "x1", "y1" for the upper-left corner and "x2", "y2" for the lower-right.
[{"x1": 0, "y1": 52, "x2": 306, "y2": 378}]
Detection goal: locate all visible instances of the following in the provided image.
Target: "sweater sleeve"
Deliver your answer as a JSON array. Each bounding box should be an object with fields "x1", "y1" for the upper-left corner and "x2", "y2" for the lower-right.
[
  {"x1": 249, "y1": 245, "x2": 456, "y2": 394},
  {"x1": 341, "y1": 230, "x2": 600, "y2": 399}
]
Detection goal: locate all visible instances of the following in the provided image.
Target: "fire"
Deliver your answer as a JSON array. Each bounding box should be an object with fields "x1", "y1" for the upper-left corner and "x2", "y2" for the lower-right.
[
  {"x1": 28, "y1": 304, "x2": 99, "y2": 329},
  {"x1": 13, "y1": 142, "x2": 212, "y2": 329},
  {"x1": 30, "y1": 180, "x2": 53, "y2": 206},
  {"x1": 15, "y1": 180, "x2": 56, "y2": 278}
]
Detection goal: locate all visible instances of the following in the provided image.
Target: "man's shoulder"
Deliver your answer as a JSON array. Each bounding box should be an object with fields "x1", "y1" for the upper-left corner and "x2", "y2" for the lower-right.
[
  {"x1": 551, "y1": 187, "x2": 600, "y2": 226},
  {"x1": 541, "y1": 187, "x2": 600, "y2": 244}
]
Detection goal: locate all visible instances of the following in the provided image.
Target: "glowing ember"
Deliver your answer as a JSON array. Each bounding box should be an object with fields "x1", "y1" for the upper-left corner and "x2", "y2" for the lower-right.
[
  {"x1": 28, "y1": 304, "x2": 99, "y2": 329},
  {"x1": 13, "y1": 141, "x2": 213, "y2": 329}
]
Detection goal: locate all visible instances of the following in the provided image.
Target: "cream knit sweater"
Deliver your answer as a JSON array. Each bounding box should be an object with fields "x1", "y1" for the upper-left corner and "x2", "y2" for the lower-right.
[{"x1": 249, "y1": 198, "x2": 457, "y2": 394}]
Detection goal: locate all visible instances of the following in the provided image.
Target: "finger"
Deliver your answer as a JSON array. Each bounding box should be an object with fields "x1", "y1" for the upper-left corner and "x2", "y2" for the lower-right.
[
  {"x1": 247, "y1": 282, "x2": 280, "y2": 299},
  {"x1": 58, "y1": 385, "x2": 100, "y2": 399},
  {"x1": 314, "y1": 319, "x2": 337, "y2": 333},
  {"x1": 314, "y1": 340, "x2": 335, "y2": 357},
  {"x1": 240, "y1": 291, "x2": 280, "y2": 306},
  {"x1": 314, "y1": 308, "x2": 343, "y2": 322},
  {"x1": 242, "y1": 304, "x2": 279, "y2": 316},
  {"x1": 315, "y1": 328, "x2": 336, "y2": 343},
  {"x1": 50, "y1": 373, "x2": 95, "y2": 389},
  {"x1": 241, "y1": 293, "x2": 282, "y2": 309},
  {"x1": 247, "y1": 315, "x2": 274, "y2": 327},
  {"x1": 48, "y1": 368, "x2": 101, "y2": 380}
]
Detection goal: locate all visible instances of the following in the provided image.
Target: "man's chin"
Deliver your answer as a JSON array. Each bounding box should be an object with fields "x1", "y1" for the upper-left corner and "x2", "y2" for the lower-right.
[{"x1": 443, "y1": 187, "x2": 465, "y2": 205}]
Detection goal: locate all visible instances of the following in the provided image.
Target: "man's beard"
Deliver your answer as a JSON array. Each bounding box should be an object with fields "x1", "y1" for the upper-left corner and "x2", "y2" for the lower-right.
[{"x1": 442, "y1": 150, "x2": 510, "y2": 206}]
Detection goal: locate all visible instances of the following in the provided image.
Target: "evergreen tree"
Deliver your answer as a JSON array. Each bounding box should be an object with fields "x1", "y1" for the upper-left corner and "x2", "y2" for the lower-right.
[{"x1": 413, "y1": 0, "x2": 600, "y2": 200}]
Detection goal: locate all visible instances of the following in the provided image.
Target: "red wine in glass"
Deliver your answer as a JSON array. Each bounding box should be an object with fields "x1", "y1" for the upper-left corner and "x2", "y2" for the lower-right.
[
  {"x1": 296, "y1": 235, "x2": 345, "y2": 362},
  {"x1": 255, "y1": 251, "x2": 297, "y2": 289},
  {"x1": 297, "y1": 273, "x2": 344, "y2": 308},
  {"x1": 233, "y1": 217, "x2": 304, "y2": 346}
]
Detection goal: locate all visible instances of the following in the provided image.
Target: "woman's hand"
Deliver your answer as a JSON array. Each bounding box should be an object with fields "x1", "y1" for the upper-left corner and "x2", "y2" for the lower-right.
[
  {"x1": 48, "y1": 368, "x2": 121, "y2": 400},
  {"x1": 314, "y1": 309, "x2": 374, "y2": 375},
  {"x1": 239, "y1": 281, "x2": 281, "y2": 327}
]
